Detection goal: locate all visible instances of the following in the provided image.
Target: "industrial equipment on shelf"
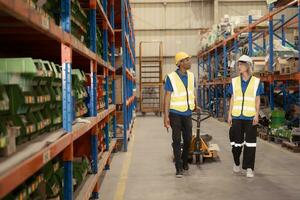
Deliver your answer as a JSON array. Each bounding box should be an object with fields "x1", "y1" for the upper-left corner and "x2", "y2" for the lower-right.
[
  {"x1": 197, "y1": 0, "x2": 300, "y2": 121},
  {"x1": 139, "y1": 41, "x2": 163, "y2": 116},
  {"x1": 0, "y1": 0, "x2": 136, "y2": 199}
]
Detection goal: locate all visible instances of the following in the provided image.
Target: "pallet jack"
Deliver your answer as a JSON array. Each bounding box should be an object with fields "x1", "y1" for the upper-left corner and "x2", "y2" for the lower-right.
[{"x1": 188, "y1": 109, "x2": 219, "y2": 164}]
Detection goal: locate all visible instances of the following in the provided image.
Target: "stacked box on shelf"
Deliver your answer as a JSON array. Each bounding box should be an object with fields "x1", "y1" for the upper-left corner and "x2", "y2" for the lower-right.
[
  {"x1": 71, "y1": 0, "x2": 89, "y2": 45},
  {"x1": 98, "y1": 127, "x2": 106, "y2": 153},
  {"x1": 3, "y1": 154, "x2": 91, "y2": 199},
  {"x1": 48, "y1": 63, "x2": 63, "y2": 131},
  {"x1": 3, "y1": 157, "x2": 62, "y2": 200},
  {"x1": 85, "y1": 74, "x2": 106, "y2": 114},
  {"x1": 109, "y1": 114, "x2": 114, "y2": 138},
  {"x1": 0, "y1": 58, "x2": 53, "y2": 149},
  {"x1": 72, "y1": 69, "x2": 88, "y2": 118},
  {"x1": 30, "y1": 0, "x2": 91, "y2": 47},
  {"x1": 108, "y1": 76, "x2": 113, "y2": 105},
  {"x1": 96, "y1": 27, "x2": 103, "y2": 57},
  {"x1": 30, "y1": 0, "x2": 61, "y2": 25},
  {"x1": 0, "y1": 84, "x2": 10, "y2": 150},
  {"x1": 56, "y1": 156, "x2": 90, "y2": 199}
]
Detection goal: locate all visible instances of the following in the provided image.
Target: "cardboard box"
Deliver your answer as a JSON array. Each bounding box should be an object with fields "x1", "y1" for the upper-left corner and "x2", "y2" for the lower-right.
[
  {"x1": 116, "y1": 111, "x2": 124, "y2": 124},
  {"x1": 276, "y1": 57, "x2": 298, "y2": 74},
  {"x1": 252, "y1": 57, "x2": 266, "y2": 73},
  {"x1": 115, "y1": 75, "x2": 123, "y2": 104}
]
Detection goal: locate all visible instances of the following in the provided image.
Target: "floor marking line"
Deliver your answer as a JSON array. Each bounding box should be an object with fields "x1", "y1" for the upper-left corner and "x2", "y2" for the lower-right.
[{"x1": 113, "y1": 128, "x2": 136, "y2": 200}]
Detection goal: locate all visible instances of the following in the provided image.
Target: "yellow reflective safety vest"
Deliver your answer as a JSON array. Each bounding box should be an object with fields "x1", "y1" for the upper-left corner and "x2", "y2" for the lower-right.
[
  {"x1": 168, "y1": 70, "x2": 195, "y2": 112},
  {"x1": 231, "y1": 76, "x2": 260, "y2": 117}
]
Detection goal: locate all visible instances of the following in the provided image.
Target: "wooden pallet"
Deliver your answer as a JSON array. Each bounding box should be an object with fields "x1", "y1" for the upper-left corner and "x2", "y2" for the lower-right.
[
  {"x1": 258, "y1": 132, "x2": 268, "y2": 141},
  {"x1": 281, "y1": 141, "x2": 300, "y2": 153}
]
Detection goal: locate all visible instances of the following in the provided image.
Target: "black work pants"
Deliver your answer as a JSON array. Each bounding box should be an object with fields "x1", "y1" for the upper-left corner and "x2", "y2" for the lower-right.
[
  {"x1": 169, "y1": 112, "x2": 192, "y2": 170},
  {"x1": 229, "y1": 119, "x2": 257, "y2": 170}
]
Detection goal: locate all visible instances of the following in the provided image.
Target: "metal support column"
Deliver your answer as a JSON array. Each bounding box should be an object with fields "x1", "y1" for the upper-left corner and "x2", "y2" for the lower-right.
[
  {"x1": 223, "y1": 43, "x2": 227, "y2": 119},
  {"x1": 208, "y1": 53, "x2": 212, "y2": 113},
  {"x1": 269, "y1": 4, "x2": 275, "y2": 110},
  {"x1": 263, "y1": 33, "x2": 266, "y2": 53},
  {"x1": 198, "y1": 58, "x2": 201, "y2": 107},
  {"x1": 214, "y1": 50, "x2": 218, "y2": 117},
  {"x1": 110, "y1": 0, "x2": 117, "y2": 138},
  {"x1": 102, "y1": 0, "x2": 110, "y2": 150},
  {"x1": 89, "y1": 0, "x2": 98, "y2": 178},
  {"x1": 281, "y1": 14, "x2": 286, "y2": 46},
  {"x1": 248, "y1": 15, "x2": 253, "y2": 57},
  {"x1": 298, "y1": 0, "x2": 300, "y2": 72},
  {"x1": 121, "y1": 0, "x2": 128, "y2": 151},
  {"x1": 61, "y1": 0, "x2": 73, "y2": 199}
]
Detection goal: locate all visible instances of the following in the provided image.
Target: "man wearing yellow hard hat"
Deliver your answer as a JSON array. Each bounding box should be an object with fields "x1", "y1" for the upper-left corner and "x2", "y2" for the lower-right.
[{"x1": 164, "y1": 52, "x2": 197, "y2": 178}]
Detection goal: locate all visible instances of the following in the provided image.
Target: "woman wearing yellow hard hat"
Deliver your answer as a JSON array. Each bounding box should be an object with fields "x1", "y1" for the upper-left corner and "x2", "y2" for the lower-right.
[
  {"x1": 164, "y1": 51, "x2": 197, "y2": 178},
  {"x1": 228, "y1": 55, "x2": 264, "y2": 178}
]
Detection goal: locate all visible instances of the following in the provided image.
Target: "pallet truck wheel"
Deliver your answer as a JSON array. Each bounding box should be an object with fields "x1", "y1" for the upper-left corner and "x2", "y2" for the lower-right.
[
  {"x1": 188, "y1": 155, "x2": 193, "y2": 164},
  {"x1": 196, "y1": 154, "x2": 204, "y2": 164},
  {"x1": 200, "y1": 155, "x2": 204, "y2": 164}
]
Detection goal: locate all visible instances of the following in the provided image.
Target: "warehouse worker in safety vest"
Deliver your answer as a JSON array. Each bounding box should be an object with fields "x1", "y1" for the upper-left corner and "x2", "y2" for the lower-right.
[
  {"x1": 164, "y1": 52, "x2": 197, "y2": 178},
  {"x1": 228, "y1": 55, "x2": 264, "y2": 178}
]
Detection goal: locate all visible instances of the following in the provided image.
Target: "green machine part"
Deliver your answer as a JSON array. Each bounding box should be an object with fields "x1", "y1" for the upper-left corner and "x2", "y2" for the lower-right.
[
  {"x1": 71, "y1": 0, "x2": 89, "y2": 46},
  {"x1": 73, "y1": 156, "x2": 90, "y2": 191},
  {"x1": 0, "y1": 58, "x2": 63, "y2": 145},
  {"x1": 0, "y1": 85, "x2": 9, "y2": 114},
  {"x1": 72, "y1": 69, "x2": 88, "y2": 118},
  {"x1": 270, "y1": 109, "x2": 286, "y2": 129},
  {"x1": 0, "y1": 120, "x2": 8, "y2": 149}
]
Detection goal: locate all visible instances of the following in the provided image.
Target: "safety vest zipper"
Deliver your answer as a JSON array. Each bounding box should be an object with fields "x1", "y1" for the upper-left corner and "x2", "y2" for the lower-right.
[
  {"x1": 185, "y1": 85, "x2": 190, "y2": 110},
  {"x1": 241, "y1": 92, "x2": 245, "y2": 115}
]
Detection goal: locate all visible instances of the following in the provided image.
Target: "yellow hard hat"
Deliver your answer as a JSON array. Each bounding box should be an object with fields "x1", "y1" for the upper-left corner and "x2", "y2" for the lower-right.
[{"x1": 175, "y1": 52, "x2": 190, "y2": 66}]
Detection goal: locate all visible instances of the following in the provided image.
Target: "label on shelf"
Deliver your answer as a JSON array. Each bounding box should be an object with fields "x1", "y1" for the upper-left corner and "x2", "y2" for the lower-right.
[
  {"x1": 41, "y1": 15, "x2": 50, "y2": 30},
  {"x1": 43, "y1": 149, "x2": 51, "y2": 164}
]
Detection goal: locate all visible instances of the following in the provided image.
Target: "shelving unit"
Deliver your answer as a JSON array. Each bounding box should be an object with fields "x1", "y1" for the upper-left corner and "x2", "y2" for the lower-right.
[
  {"x1": 114, "y1": 0, "x2": 136, "y2": 152},
  {"x1": 0, "y1": 0, "x2": 136, "y2": 199},
  {"x1": 197, "y1": 0, "x2": 300, "y2": 120}
]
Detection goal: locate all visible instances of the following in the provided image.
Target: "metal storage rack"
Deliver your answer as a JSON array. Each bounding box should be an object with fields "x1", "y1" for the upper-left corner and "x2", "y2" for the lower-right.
[
  {"x1": 197, "y1": 0, "x2": 300, "y2": 120},
  {"x1": 139, "y1": 41, "x2": 163, "y2": 116},
  {"x1": 0, "y1": 0, "x2": 130, "y2": 199},
  {"x1": 114, "y1": 0, "x2": 136, "y2": 152}
]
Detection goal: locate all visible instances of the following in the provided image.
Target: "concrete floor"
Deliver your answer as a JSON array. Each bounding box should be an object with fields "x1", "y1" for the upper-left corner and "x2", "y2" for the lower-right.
[{"x1": 99, "y1": 116, "x2": 300, "y2": 200}]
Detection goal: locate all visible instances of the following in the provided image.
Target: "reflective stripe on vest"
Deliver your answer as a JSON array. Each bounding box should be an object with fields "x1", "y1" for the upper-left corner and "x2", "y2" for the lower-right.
[
  {"x1": 168, "y1": 70, "x2": 195, "y2": 112},
  {"x1": 231, "y1": 76, "x2": 260, "y2": 117}
]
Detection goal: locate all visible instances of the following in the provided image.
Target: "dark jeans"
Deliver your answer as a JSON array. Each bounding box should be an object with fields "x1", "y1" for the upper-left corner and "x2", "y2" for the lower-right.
[
  {"x1": 169, "y1": 112, "x2": 192, "y2": 170},
  {"x1": 229, "y1": 119, "x2": 257, "y2": 170}
]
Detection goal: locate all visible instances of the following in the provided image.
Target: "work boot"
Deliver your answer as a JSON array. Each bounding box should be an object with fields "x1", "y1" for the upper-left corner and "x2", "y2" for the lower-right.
[
  {"x1": 176, "y1": 169, "x2": 183, "y2": 178},
  {"x1": 183, "y1": 163, "x2": 189, "y2": 171}
]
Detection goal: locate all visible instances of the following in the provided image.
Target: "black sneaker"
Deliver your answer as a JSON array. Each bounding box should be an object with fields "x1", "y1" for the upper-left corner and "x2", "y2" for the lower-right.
[
  {"x1": 176, "y1": 169, "x2": 183, "y2": 178},
  {"x1": 183, "y1": 164, "x2": 189, "y2": 171}
]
